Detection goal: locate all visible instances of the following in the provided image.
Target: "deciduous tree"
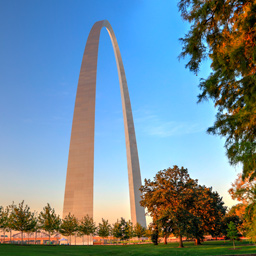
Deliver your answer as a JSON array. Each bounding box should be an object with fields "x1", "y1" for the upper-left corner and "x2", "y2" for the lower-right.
[
  {"x1": 38, "y1": 203, "x2": 61, "y2": 244},
  {"x1": 134, "y1": 222, "x2": 146, "y2": 241},
  {"x1": 140, "y1": 165, "x2": 226, "y2": 247},
  {"x1": 10, "y1": 201, "x2": 37, "y2": 244},
  {"x1": 79, "y1": 215, "x2": 96, "y2": 245},
  {"x1": 140, "y1": 165, "x2": 198, "y2": 248},
  {"x1": 228, "y1": 173, "x2": 256, "y2": 236},
  {"x1": 227, "y1": 221, "x2": 239, "y2": 249},
  {"x1": 190, "y1": 186, "x2": 226, "y2": 245},
  {"x1": 178, "y1": 0, "x2": 256, "y2": 179},
  {"x1": 112, "y1": 220, "x2": 122, "y2": 241},
  {"x1": 112, "y1": 218, "x2": 133, "y2": 242},
  {"x1": 60, "y1": 213, "x2": 78, "y2": 245},
  {"x1": 97, "y1": 218, "x2": 111, "y2": 241},
  {"x1": 157, "y1": 216, "x2": 173, "y2": 245},
  {"x1": 0, "y1": 206, "x2": 9, "y2": 243}
]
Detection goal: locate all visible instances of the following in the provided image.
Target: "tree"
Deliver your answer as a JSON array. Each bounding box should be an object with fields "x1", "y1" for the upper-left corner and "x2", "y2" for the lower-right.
[
  {"x1": 38, "y1": 203, "x2": 61, "y2": 244},
  {"x1": 97, "y1": 218, "x2": 111, "y2": 241},
  {"x1": 112, "y1": 218, "x2": 133, "y2": 242},
  {"x1": 79, "y1": 215, "x2": 96, "y2": 245},
  {"x1": 140, "y1": 165, "x2": 227, "y2": 247},
  {"x1": 144, "y1": 226, "x2": 152, "y2": 240},
  {"x1": 227, "y1": 221, "x2": 239, "y2": 249},
  {"x1": 120, "y1": 218, "x2": 133, "y2": 241},
  {"x1": 157, "y1": 216, "x2": 173, "y2": 244},
  {"x1": 246, "y1": 215, "x2": 256, "y2": 243},
  {"x1": 126, "y1": 220, "x2": 134, "y2": 240},
  {"x1": 229, "y1": 173, "x2": 256, "y2": 204},
  {"x1": 7, "y1": 205, "x2": 14, "y2": 243},
  {"x1": 244, "y1": 201, "x2": 256, "y2": 243},
  {"x1": 112, "y1": 220, "x2": 122, "y2": 241},
  {"x1": 178, "y1": 0, "x2": 256, "y2": 180},
  {"x1": 140, "y1": 165, "x2": 198, "y2": 248},
  {"x1": 60, "y1": 213, "x2": 78, "y2": 245},
  {"x1": 222, "y1": 213, "x2": 242, "y2": 238},
  {"x1": 30, "y1": 218, "x2": 41, "y2": 245},
  {"x1": 190, "y1": 186, "x2": 226, "y2": 245},
  {"x1": 134, "y1": 223, "x2": 146, "y2": 241},
  {"x1": 150, "y1": 222, "x2": 159, "y2": 245},
  {"x1": 0, "y1": 206, "x2": 3, "y2": 234},
  {"x1": 10, "y1": 201, "x2": 37, "y2": 244},
  {"x1": 0, "y1": 206, "x2": 10, "y2": 243},
  {"x1": 228, "y1": 173, "x2": 256, "y2": 236}
]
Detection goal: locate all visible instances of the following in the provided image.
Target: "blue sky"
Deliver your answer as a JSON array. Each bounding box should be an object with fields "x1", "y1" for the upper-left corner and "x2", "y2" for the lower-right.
[{"x1": 0, "y1": 0, "x2": 241, "y2": 224}]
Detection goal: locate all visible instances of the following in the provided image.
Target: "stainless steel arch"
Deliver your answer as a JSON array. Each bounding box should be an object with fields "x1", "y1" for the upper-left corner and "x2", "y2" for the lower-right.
[{"x1": 63, "y1": 20, "x2": 146, "y2": 227}]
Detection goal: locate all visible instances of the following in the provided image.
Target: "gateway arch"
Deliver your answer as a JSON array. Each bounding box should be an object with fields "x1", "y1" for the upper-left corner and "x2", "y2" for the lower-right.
[{"x1": 63, "y1": 20, "x2": 146, "y2": 227}]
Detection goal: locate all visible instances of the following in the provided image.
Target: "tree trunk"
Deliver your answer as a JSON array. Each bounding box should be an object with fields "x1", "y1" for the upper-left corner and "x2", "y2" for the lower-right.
[
  {"x1": 70, "y1": 235, "x2": 72, "y2": 245},
  {"x1": 178, "y1": 235, "x2": 184, "y2": 248},
  {"x1": 164, "y1": 235, "x2": 167, "y2": 244},
  {"x1": 233, "y1": 239, "x2": 235, "y2": 249},
  {"x1": 49, "y1": 232, "x2": 51, "y2": 245},
  {"x1": 75, "y1": 235, "x2": 76, "y2": 245},
  {"x1": 9, "y1": 230, "x2": 12, "y2": 244},
  {"x1": 195, "y1": 238, "x2": 201, "y2": 245},
  {"x1": 35, "y1": 231, "x2": 36, "y2": 245},
  {"x1": 21, "y1": 231, "x2": 23, "y2": 245},
  {"x1": 3, "y1": 230, "x2": 5, "y2": 243}
]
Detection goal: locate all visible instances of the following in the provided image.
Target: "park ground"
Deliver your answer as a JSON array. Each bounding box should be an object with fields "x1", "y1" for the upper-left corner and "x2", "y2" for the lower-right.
[{"x1": 0, "y1": 240, "x2": 256, "y2": 256}]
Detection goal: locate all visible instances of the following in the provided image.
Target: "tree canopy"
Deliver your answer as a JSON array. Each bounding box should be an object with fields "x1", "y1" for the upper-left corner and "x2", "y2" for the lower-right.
[
  {"x1": 112, "y1": 218, "x2": 133, "y2": 241},
  {"x1": 79, "y1": 214, "x2": 96, "y2": 236},
  {"x1": 178, "y1": 0, "x2": 256, "y2": 180},
  {"x1": 190, "y1": 185, "x2": 226, "y2": 244},
  {"x1": 60, "y1": 213, "x2": 78, "y2": 245},
  {"x1": 97, "y1": 218, "x2": 112, "y2": 239},
  {"x1": 134, "y1": 222, "x2": 146, "y2": 240},
  {"x1": 140, "y1": 165, "x2": 226, "y2": 247},
  {"x1": 228, "y1": 172, "x2": 256, "y2": 238},
  {"x1": 10, "y1": 201, "x2": 37, "y2": 243},
  {"x1": 38, "y1": 203, "x2": 61, "y2": 242},
  {"x1": 227, "y1": 221, "x2": 239, "y2": 249}
]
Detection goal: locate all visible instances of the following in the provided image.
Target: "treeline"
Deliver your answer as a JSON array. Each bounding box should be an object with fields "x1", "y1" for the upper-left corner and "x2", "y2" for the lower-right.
[
  {"x1": 0, "y1": 202, "x2": 146, "y2": 245},
  {"x1": 1, "y1": 165, "x2": 255, "y2": 247},
  {"x1": 140, "y1": 165, "x2": 252, "y2": 248}
]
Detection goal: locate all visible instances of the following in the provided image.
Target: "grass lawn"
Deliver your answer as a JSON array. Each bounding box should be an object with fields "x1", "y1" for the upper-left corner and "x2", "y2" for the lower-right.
[{"x1": 0, "y1": 240, "x2": 255, "y2": 256}]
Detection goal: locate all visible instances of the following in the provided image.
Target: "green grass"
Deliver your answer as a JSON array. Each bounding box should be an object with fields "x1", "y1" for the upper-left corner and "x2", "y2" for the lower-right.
[{"x1": 0, "y1": 240, "x2": 255, "y2": 256}]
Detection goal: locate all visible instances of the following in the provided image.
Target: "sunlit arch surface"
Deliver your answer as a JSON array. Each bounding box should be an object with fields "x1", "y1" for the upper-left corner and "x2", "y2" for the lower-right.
[{"x1": 63, "y1": 20, "x2": 146, "y2": 227}]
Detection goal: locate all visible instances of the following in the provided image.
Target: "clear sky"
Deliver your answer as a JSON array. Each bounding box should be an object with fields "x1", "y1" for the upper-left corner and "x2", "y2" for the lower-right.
[{"x1": 0, "y1": 0, "x2": 241, "y2": 225}]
